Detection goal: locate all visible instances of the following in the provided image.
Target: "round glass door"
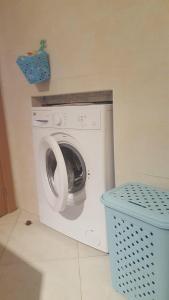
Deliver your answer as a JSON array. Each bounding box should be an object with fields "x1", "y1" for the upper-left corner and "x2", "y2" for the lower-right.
[
  {"x1": 59, "y1": 143, "x2": 86, "y2": 194},
  {"x1": 41, "y1": 136, "x2": 86, "y2": 212},
  {"x1": 46, "y1": 148, "x2": 58, "y2": 196},
  {"x1": 40, "y1": 136, "x2": 68, "y2": 212}
]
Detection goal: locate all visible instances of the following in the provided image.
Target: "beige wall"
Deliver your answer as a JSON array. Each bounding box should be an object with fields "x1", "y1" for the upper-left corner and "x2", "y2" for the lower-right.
[{"x1": 0, "y1": 0, "x2": 169, "y2": 215}]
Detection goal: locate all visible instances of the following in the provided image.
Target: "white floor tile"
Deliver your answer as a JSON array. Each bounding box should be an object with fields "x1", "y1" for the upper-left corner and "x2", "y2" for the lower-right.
[
  {"x1": 0, "y1": 209, "x2": 20, "y2": 225},
  {"x1": 0, "y1": 259, "x2": 81, "y2": 300},
  {"x1": 37, "y1": 259, "x2": 81, "y2": 300},
  {"x1": 0, "y1": 260, "x2": 42, "y2": 300},
  {"x1": 0, "y1": 211, "x2": 128, "y2": 300},
  {"x1": 0, "y1": 223, "x2": 15, "y2": 256},
  {"x1": 78, "y1": 242, "x2": 107, "y2": 258},
  {"x1": 0, "y1": 221, "x2": 78, "y2": 264},
  {"x1": 17, "y1": 210, "x2": 39, "y2": 224},
  {"x1": 79, "y1": 256, "x2": 127, "y2": 300}
]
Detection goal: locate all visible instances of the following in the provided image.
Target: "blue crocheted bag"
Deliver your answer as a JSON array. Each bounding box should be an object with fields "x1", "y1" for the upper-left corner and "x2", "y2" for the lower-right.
[{"x1": 16, "y1": 41, "x2": 50, "y2": 84}]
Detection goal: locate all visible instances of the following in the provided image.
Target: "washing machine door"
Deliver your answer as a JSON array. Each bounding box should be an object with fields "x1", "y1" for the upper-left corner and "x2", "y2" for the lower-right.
[{"x1": 40, "y1": 136, "x2": 68, "y2": 212}]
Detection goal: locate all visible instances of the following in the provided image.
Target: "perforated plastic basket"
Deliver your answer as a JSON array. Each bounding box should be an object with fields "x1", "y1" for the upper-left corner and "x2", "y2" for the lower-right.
[
  {"x1": 16, "y1": 50, "x2": 50, "y2": 84},
  {"x1": 101, "y1": 183, "x2": 169, "y2": 300}
]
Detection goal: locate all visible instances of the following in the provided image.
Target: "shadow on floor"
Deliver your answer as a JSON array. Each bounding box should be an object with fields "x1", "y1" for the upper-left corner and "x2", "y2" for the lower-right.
[{"x1": 0, "y1": 243, "x2": 42, "y2": 300}]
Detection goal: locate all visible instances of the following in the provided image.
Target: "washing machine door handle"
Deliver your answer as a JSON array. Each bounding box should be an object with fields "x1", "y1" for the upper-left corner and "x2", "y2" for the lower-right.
[{"x1": 45, "y1": 136, "x2": 68, "y2": 212}]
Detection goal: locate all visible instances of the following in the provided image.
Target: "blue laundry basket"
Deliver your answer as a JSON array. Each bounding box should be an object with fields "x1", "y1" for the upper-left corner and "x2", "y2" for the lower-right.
[
  {"x1": 101, "y1": 183, "x2": 169, "y2": 300},
  {"x1": 16, "y1": 50, "x2": 50, "y2": 84}
]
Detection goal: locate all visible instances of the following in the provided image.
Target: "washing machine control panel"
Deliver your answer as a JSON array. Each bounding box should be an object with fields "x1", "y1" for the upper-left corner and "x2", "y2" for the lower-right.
[
  {"x1": 32, "y1": 111, "x2": 52, "y2": 127},
  {"x1": 53, "y1": 111, "x2": 101, "y2": 129}
]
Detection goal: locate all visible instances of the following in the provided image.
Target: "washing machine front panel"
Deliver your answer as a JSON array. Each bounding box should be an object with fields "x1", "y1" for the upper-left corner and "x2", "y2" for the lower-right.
[{"x1": 32, "y1": 104, "x2": 114, "y2": 252}]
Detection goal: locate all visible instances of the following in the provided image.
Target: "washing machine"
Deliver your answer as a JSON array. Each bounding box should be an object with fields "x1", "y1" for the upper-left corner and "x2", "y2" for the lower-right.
[{"x1": 32, "y1": 103, "x2": 114, "y2": 252}]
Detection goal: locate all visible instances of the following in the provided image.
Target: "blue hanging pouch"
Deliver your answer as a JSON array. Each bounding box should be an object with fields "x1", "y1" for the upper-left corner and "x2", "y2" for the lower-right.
[{"x1": 16, "y1": 40, "x2": 50, "y2": 84}]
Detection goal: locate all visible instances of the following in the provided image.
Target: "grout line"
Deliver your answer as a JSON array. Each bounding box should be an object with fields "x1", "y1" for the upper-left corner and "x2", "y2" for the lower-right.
[
  {"x1": 77, "y1": 243, "x2": 83, "y2": 300},
  {"x1": 0, "y1": 209, "x2": 21, "y2": 260},
  {"x1": 77, "y1": 253, "x2": 108, "y2": 260},
  {"x1": 19, "y1": 208, "x2": 40, "y2": 219},
  {"x1": 0, "y1": 253, "x2": 108, "y2": 267},
  {"x1": 0, "y1": 256, "x2": 80, "y2": 266}
]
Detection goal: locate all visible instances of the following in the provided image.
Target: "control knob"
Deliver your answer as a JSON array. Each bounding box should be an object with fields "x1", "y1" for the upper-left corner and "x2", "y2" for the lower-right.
[{"x1": 54, "y1": 114, "x2": 63, "y2": 126}]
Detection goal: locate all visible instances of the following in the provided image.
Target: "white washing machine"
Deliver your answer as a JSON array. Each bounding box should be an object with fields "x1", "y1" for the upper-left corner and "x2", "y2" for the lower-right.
[{"x1": 32, "y1": 103, "x2": 114, "y2": 252}]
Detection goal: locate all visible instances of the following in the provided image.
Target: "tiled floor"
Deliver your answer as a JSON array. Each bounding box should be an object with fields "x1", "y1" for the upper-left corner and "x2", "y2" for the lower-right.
[{"x1": 0, "y1": 210, "x2": 126, "y2": 300}]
